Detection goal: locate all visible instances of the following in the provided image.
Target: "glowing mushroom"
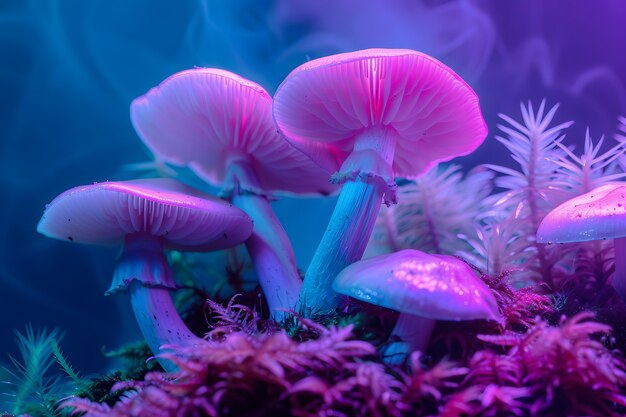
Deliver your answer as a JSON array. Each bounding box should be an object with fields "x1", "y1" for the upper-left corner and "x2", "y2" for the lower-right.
[
  {"x1": 333, "y1": 249, "x2": 501, "y2": 364},
  {"x1": 37, "y1": 178, "x2": 253, "y2": 370},
  {"x1": 536, "y1": 182, "x2": 626, "y2": 300},
  {"x1": 131, "y1": 69, "x2": 336, "y2": 319},
  {"x1": 274, "y1": 48, "x2": 487, "y2": 313}
]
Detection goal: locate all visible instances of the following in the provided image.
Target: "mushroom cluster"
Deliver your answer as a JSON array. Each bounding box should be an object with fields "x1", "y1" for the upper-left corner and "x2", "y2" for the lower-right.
[{"x1": 38, "y1": 48, "x2": 492, "y2": 365}]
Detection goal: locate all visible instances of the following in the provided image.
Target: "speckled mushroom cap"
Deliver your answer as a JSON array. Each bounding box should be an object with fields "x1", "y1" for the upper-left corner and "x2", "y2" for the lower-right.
[
  {"x1": 131, "y1": 68, "x2": 336, "y2": 196},
  {"x1": 37, "y1": 178, "x2": 253, "y2": 251},
  {"x1": 333, "y1": 249, "x2": 500, "y2": 321},
  {"x1": 273, "y1": 48, "x2": 487, "y2": 178},
  {"x1": 537, "y1": 183, "x2": 626, "y2": 243}
]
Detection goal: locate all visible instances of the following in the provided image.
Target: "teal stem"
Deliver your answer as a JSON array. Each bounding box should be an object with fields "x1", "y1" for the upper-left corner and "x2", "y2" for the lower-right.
[
  {"x1": 299, "y1": 127, "x2": 398, "y2": 315},
  {"x1": 299, "y1": 180, "x2": 385, "y2": 314},
  {"x1": 382, "y1": 314, "x2": 435, "y2": 365},
  {"x1": 109, "y1": 234, "x2": 200, "y2": 372},
  {"x1": 227, "y1": 160, "x2": 302, "y2": 320}
]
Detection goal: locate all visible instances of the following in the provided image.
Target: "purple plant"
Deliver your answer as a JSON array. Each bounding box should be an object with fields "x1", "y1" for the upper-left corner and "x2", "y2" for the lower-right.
[
  {"x1": 477, "y1": 313, "x2": 626, "y2": 417},
  {"x1": 62, "y1": 301, "x2": 378, "y2": 417},
  {"x1": 53, "y1": 303, "x2": 626, "y2": 417},
  {"x1": 482, "y1": 271, "x2": 554, "y2": 332},
  {"x1": 400, "y1": 352, "x2": 468, "y2": 415}
]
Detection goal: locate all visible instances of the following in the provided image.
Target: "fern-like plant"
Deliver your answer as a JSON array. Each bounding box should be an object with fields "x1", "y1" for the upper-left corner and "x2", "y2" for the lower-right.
[
  {"x1": 477, "y1": 100, "x2": 573, "y2": 287},
  {"x1": 0, "y1": 326, "x2": 65, "y2": 416},
  {"x1": 477, "y1": 313, "x2": 626, "y2": 417},
  {"x1": 366, "y1": 164, "x2": 493, "y2": 258},
  {"x1": 550, "y1": 128, "x2": 626, "y2": 195}
]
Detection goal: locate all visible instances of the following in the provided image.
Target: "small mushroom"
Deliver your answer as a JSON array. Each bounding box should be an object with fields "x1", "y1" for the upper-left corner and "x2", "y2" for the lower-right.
[
  {"x1": 131, "y1": 69, "x2": 336, "y2": 319},
  {"x1": 37, "y1": 178, "x2": 253, "y2": 370},
  {"x1": 536, "y1": 182, "x2": 626, "y2": 300},
  {"x1": 274, "y1": 48, "x2": 487, "y2": 313},
  {"x1": 333, "y1": 249, "x2": 501, "y2": 365}
]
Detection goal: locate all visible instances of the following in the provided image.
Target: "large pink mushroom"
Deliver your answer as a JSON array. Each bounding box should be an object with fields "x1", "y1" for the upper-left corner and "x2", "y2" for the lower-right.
[
  {"x1": 37, "y1": 178, "x2": 253, "y2": 370},
  {"x1": 131, "y1": 68, "x2": 336, "y2": 319},
  {"x1": 273, "y1": 48, "x2": 487, "y2": 313},
  {"x1": 333, "y1": 249, "x2": 501, "y2": 365}
]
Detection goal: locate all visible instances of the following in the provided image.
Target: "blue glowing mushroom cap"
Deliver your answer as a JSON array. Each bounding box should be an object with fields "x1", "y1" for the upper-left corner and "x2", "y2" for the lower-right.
[
  {"x1": 37, "y1": 178, "x2": 253, "y2": 251},
  {"x1": 333, "y1": 249, "x2": 501, "y2": 322}
]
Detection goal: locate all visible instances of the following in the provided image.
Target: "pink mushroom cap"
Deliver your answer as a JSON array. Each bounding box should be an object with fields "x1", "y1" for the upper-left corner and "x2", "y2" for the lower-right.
[
  {"x1": 537, "y1": 183, "x2": 626, "y2": 243},
  {"x1": 37, "y1": 178, "x2": 253, "y2": 251},
  {"x1": 273, "y1": 48, "x2": 488, "y2": 178},
  {"x1": 131, "y1": 68, "x2": 336, "y2": 196},
  {"x1": 333, "y1": 249, "x2": 500, "y2": 321}
]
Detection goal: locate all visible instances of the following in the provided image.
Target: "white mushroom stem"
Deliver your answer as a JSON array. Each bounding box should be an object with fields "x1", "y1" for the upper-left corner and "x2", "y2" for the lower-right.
[
  {"x1": 108, "y1": 234, "x2": 200, "y2": 372},
  {"x1": 227, "y1": 160, "x2": 302, "y2": 320},
  {"x1": 300, "y1": 127, "x2": 398, "y2": 314},
  {"x1": 612, "y1": 237, "x2": 626, "y2": 300},
  {"x1": 382, "y1": 314, "x2": 436, "y2": 365}
]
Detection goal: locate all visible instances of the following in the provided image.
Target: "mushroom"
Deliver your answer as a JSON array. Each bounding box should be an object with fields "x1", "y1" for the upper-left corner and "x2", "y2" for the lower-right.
[
  {"x1": 131, "y1": 68, "x2": 336, "y2": 319},
  {"x1": 273, "y1": 48, "x2": 487, "y2": 313},
  {"x1": 37, "y1": 178, "x2": 253, "y2": 370},
  {"x1": 536, "y1": 182, "x2": 626, "y2": 300},
  {"x1": 333, "y1": 249, "x2": 501, "y2": 364}
]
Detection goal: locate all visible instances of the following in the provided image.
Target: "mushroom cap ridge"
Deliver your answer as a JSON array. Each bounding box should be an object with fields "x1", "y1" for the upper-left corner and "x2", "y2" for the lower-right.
[
  {"x1": 37, "y1": 178, "x2": 253, "y2": 251},
  {"x1": 273, "y1": 48, "x2": 488, "y2": 179}
]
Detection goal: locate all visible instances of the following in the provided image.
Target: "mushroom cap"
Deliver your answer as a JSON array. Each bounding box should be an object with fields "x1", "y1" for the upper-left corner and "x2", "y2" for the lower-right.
[
  {"x1": 537, "y1": 182, "x2": 626, "y2": 243},
  {"x1": 332, "y1": 249, "x2": 500, "y2": 321},
  {"x1": 273, "y1": 48, "x2": 487, "y2": 178},
  {"x1": 131, "y1": 68, "x2": 336, "y2": 196},
  {"x1": 37, "y1": 178, "x2": 253, "y2": 251}
]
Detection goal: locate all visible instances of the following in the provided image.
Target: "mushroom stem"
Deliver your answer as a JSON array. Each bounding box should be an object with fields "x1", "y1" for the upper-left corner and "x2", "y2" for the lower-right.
[
  {"x1": 300, "y1": 128, "x2": 397, "y2": 315},
  {"x1": 109, "y1": 234, "x2": 200, "y2": 371},
  {"x1": 382, "y1": 314, "x2": 435, "y2": 365},
  {"x1": 232, "y1": 193, "x2": 302, "y2": 319},
  {"x1": 612, "y1": 237, "x2": 626, "y2": 300},
  {"x1": 128, "y1": 283, "x2": 194, "y2": 372},
  {"x1": 300, "y1": 180, "x2": 384, "y2": 313},
  {"x1": 228, "y1": 161, "x2": 302, "y2": 320}
]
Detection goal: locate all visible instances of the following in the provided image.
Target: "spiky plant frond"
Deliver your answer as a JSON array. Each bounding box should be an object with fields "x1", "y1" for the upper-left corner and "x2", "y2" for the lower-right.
[
  {"x1": 552, "y1": 240, "x2": 616, "y2": 313},
  {"x1": 366, "y1": 164, "x2": 493, "y2": 258},
  {"x1": 458, "y1": 207, "x2": 534, "y2": 280},
  {"x1": 476, "y1": 313, "x2": 626, "y2": 417},
  {"x1": 51, "y1": 338, "x2": 93, "y2": 401},
  {"x1": 550, "y1": 128, "x2": 626, "y2": 195},
  {"x1": 62, "y1": 323, "x2": 379, "y2": 417},
  {"x1": 462, "y1": 103, "x2": 626, "y2": 292},
  {"x1": 485, "y1": 100, "x2": 573, "y2": 215},
  {"x1": 1, "y1": 326, "x2": 66, "y2": 416},
  {"x1": 471, "y1": 101, "x2": 574, "y2": 287},
  {"x1": 204, "y1": 294, "x2": 266, "y2": 338}
]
